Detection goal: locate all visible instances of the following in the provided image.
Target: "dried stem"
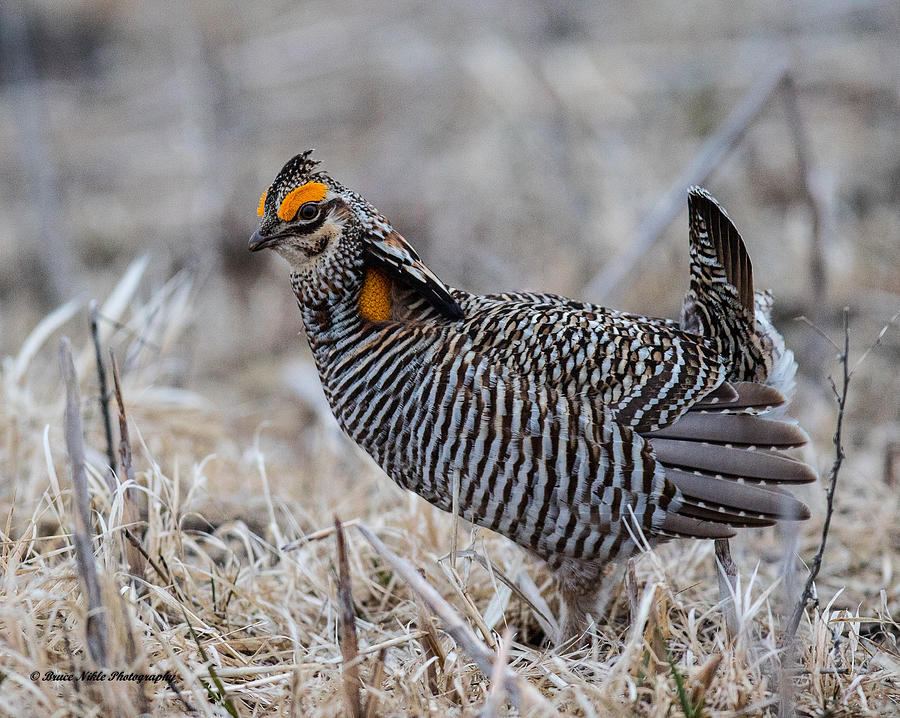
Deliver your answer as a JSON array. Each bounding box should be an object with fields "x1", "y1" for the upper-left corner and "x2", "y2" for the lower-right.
[
  {"x1": 335, "y1": 516, "x2": 362, "y2": 718},
  {"x1": 364, "y1": 647, "x2": 388, "y2": 718},
  {"x1": 110, "y1": 350, "x2": 146, "y2": 582},
  {"x1": 416, "y1": 592, "x2": 444, "y2": 697},
  {"x1": 480, "y1": 629, "x2": 513, "y2": 718},
  {"x1": 117, "y1": 592, "x2": 150, "y2": 715},
  {"x1": 626, "y1": 558, "x2": 639, "y2": 620},
  {"x1": 785, "y1": 307, "x2": 850, "y2": 638},
  {"x1": 109, "y1": 351, "x2": 134, "y2": 488},
  {"x1": 779, "y1": 308, "x2": 852, "y2": 718},
  {"x1": 60, "y1": 337, "x2": 107, "y2": 666},
  {"x1": 691, "y1": 653, "x2": 723, "y2": 709},
  {"x1": 282, "y1": 517, "x2": 360, "y2": 548},
  {"x1": 442, "y1": 548, "x2": 556, "y2": 637},
  {"x1": 90, "y1": 301, "x2": 117, "y2": 492}
]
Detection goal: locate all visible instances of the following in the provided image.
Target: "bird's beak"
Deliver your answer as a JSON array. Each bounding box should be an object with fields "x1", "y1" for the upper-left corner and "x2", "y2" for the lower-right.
[{"x1": 248, "y1": 229, "x2": 285, "y2": 252}]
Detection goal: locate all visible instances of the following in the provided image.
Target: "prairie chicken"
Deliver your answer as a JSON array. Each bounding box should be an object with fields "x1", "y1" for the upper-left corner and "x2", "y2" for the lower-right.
[{"x1": 250, "y1": 151, "x2": 815, "y2": 640}]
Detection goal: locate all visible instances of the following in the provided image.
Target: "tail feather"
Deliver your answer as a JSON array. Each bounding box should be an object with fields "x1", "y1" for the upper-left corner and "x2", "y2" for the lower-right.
[
  {"x1": 688, "y1": 187, "x2": 755, "y2": 315},
  {"x1": 676, "y1": 501, "x2": 776, "y2": 528},
  {"x1": 682, "y1": 188, "x2": 783, "y2": 384},
  {"x1": 647, "y1": 412, "x2": 808, "y2": 448},
  {"x1": 695, "y1": 382, "x2": 740, "y2": 405},
  {"x1": 646, "y1": 187, "x2": 815, "y2": 543},
  {"x1": 658, "y1": 513, "x2": 736, "y2": 540},
  {"x1": 665, "y1": 468, "x2": 811, "y2": 520},
  {"x1": 681, "y1": 188, "x2": 755, "y2": 339},
  {"x1": 649, "y1": 438, "x2": 817, "y2": 484},
  {"x1": 691, "y1": 381, "x2": 785, "y2": 412}
]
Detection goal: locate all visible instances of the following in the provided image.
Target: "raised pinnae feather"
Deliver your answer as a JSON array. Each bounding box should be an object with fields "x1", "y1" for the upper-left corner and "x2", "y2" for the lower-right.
[{"x1": 364, "y1": 230, "x2": 463, "y2": 320}]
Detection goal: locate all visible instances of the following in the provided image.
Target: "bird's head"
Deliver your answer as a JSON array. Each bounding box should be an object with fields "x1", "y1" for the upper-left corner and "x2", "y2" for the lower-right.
[
  {"x1": 250, "y1": 150, "x2": 462, "y2": 318},
  {"x1": 249, "y1": 150, "x2": 366, "y2": 268}
]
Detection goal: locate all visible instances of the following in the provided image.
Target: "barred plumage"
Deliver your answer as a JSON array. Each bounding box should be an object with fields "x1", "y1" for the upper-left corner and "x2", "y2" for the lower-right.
[{"x1": 250, "y1": 151, "x2": 816, "y2": 641}]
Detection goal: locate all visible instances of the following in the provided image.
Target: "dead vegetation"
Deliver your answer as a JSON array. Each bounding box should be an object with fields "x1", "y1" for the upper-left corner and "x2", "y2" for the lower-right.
[{"x1": 0, "y1": 255, "x2": 898, "y2": 716}]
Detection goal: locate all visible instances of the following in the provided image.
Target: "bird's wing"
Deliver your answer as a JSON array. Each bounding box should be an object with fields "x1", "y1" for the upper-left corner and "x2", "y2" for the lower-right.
[{"x1": 454, "y1": 293, "x2": 727, "y2": 433}]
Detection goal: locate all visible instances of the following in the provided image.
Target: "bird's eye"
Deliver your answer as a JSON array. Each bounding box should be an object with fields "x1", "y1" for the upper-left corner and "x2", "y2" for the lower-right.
[{"x1": 298, "y1": 202, "x2": 320, "y2": 221}]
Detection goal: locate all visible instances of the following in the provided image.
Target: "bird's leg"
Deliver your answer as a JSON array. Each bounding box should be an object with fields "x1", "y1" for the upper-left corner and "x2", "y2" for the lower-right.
[
  {"x1": 554, "y1": 559, "x2": 610, "y2": 646},
  {"x1": 558, "y1": 585, "x2": 601, "y2": 646},
  {"x1": 554, "y1": 557, "x2": 631, "y2": 646}
]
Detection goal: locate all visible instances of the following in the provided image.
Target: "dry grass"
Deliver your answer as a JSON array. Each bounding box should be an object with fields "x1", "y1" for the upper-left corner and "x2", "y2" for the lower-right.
[
  {"x1": 2, "y1": 3, "x2": 898, "y2": 714},
  {"x1": 1, "y1": 263, "x2": 899, "y2": 717}
]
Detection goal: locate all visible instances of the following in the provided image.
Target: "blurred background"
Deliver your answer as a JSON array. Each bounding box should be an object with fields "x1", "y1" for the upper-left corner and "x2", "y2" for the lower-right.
[{"x1": 1, "y1": 2, "x2": 897, "y2": 521}]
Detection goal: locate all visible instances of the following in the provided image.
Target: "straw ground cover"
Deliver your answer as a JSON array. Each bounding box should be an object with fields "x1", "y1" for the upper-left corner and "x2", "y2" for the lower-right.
[{"x1": 1, "y1": 263, "x2": 898, "y2": 716}]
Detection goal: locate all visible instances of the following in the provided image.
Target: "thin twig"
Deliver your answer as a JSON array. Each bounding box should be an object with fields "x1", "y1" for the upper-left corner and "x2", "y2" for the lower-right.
[
  {"x1": 335, "y1": 516, "x2": 362, "y2": 718},
  {"x1": 715, "y1": 538, "x2": 739, "y2": 641},
  {"x1": 582, "y1": 59, "x2": 790, "y2": 302},
  {"x1": 123, "y1": 529, "x2": 168, "y2": 586},
  {"x1": 90, "y1": 301, "x2": 117, "y2": 492},
  {"x1": 851, "y1": 308, "x2": 899, "y2": 376},
  {"x1": 60, "y1": 337, "x2": 107, "y2": 666},
  {"x1": 785, "y1": 307, "x2": 850, "y2": 638},
  {"x1": 281, "y1": 518, "x2": 360, "y2": 549},
  {"x1": 794, "y1": 315, "x2": 841, "y2": 353}
]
